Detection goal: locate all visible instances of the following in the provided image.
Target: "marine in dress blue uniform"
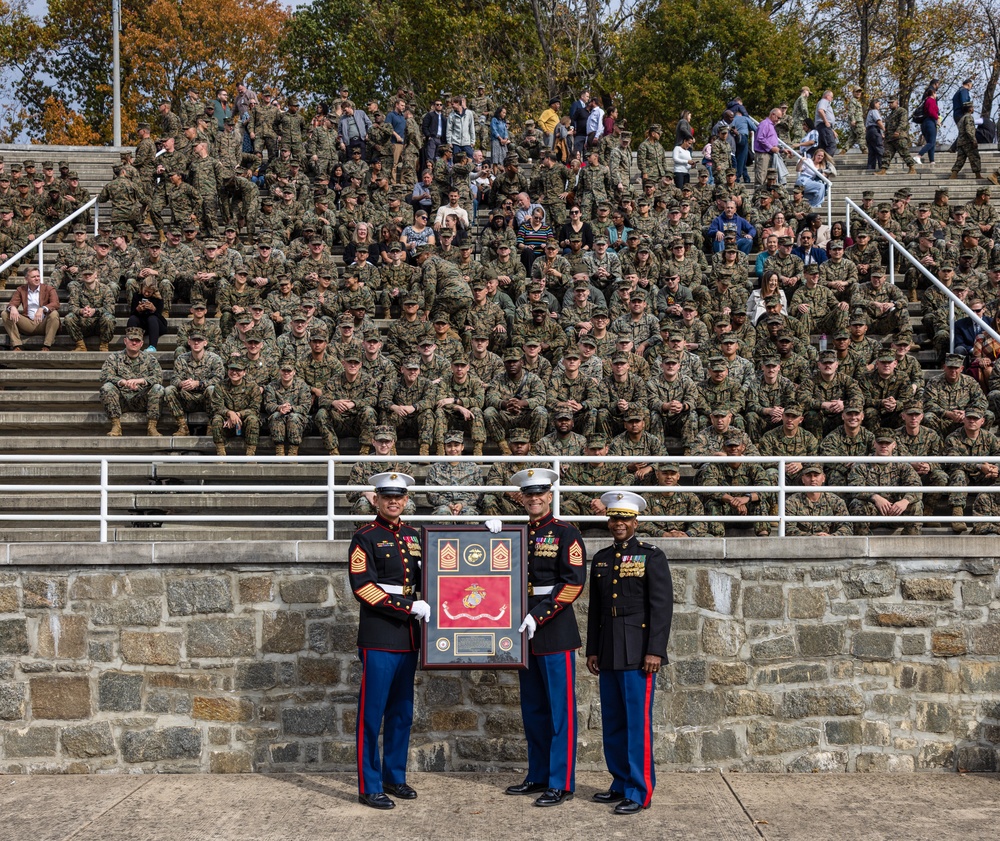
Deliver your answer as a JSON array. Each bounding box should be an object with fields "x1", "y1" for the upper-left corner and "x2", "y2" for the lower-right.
[
  {"x1": 349, "y1": 471, "x2": 430, "y2": 810},
  {"x1": 586, "y1": 491, "x2": 673, "y2": 815},
  {"x1": 501, "y1": 467, "x2": 587, "y2": 807}
]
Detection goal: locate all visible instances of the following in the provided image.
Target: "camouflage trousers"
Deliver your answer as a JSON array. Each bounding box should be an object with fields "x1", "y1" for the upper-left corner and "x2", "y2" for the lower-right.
[
  {"x1": 192, "y1": 279, "x2": 223, "y2": 311},
  {"x1": 883, "y1": 139, "x2": 916, "y2": 171},
  {"x1": 649, "y1": 410, "x2": 696, "y2": 449},
  {"x1": 952, "y1": 141, "x2": 981, "y2": 175},
  {"x1": 65, "y1": 313, "x2": 115, "y2": 343},
  {"x1": 484, "y1": 406, "x2": 548, "y2": 445},
  {"x1": 849, "y1": 497, "x2": 923, "y2": 533},
  {"x1": 196, "y1": 195, "x2": 221, "y2": 237},
  {"x1": 543, "y1": 201, "x2": 566, "y2": 227},
  {"x1": 100, "y1": 383, "x2": 164, "y2": 420},
  {"x1": 802, "y1": 410, "x2": 842, "y2": 441},
  {"x1": 948, "y1": 469, "x2": 995, "y2": 508},
  {"x1": 560, "y1": 496, "x2": 601, "y2": 516},
  {"x1": 267, "y1": 410, "x2": 309, "y2": 445},
  {"x1": 434, "y1": 296, "x2": 472, "y2": 334},
  {"x1": 797, "y1": 307, "x2": 846, "y2": 339},
  {"x1": 435, "y1": 405, "x2": 486, "y2": 446},
  {"x1": 841, "y1": 124, "x2": 867, "y2": 153},
  {"x1": 431, "y1": 502, "x2": 481, "y2": 518},
  {"x1": 126, "y1": 277, "x2": 174, "y2": 315},
  {"x1": 480, "y1": 493, "x2": 523, "y2": 517},
  {"x1": 163, "y1": 386, "x2": 215, "y2": 421},
  {"x1": 211, "y1": 410, "x2": 260, "y2": 446},
  {"x1": 703, "y1": 498, "x2": 771, "y2": 537},
  {"x1": 553, "y1": 407, "x2": 607, "y2": 438},
  {"x1": 315, "y1": 406, "x2": 378, "y2": 451},
  {"x1": 383, "y1": 408, "x2": 436, "y2": 449}
]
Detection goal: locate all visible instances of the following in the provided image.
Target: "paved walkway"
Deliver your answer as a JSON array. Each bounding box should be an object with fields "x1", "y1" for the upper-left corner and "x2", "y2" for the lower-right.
[{"x1": 1, "y1": 771, "x2": 998, "y2": 841}]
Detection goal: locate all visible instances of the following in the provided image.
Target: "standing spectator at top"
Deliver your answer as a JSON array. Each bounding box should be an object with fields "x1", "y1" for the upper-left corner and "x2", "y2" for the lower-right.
[
  {"x1": 491, "y1": 106, "x2": 510, "y2": 166},
  {"x1": 387, "y1": 98, "x2": 407, "y2": 185},
  {"x1": 917, "y1": 80, "x2": 940, "y2": 163},
  {"x1": 234, "y1": 82, "x2": 257, "y2": 152},
  {"x1": 814, "y1": 90, "x2": 838, "y2": 160},
  {"x1": 727, "y1": 97, "x2": 750, "y2": 118},
  {"x1": 421, "y1": 97, "x2": 447, "y2": 169},
  {"x1": 447, "y1": 95, "x2": 476, "y2": 159},
  {"x1": 791, "y1": 86, "x2": 811, "y2": 142},
  {"x1": 339, "y1": 101, "x2": 372, "y2": 160},
  {"x1": 953, "y1": 78, "x2": 974, "y2": 127},
  {"x1": 676, "y1": 110, "x2": 694, "y2": 145},
  {"x1": 732, "y1": 111, "x2": 758, "y2": 183},
  {"x1": 211, "y1": 89, "x2": 234, "y2": 132},
  {"x1": 570, "y1": 90, "x2": 591, "y2": 156},
  {"x1": 602, "y1": 105, "x2": 617, "y2": 139},
  {"x1": 865, "y1": 97, "x2": 885, "y2": 172},
  {"x1": 538, "y1": 98, "x2": 561, "y2": 149},
  {"x1": 753, "y1": 109, "x2": 782, "y2": 187},
  {"x1": 586, "y1": 98, "x2": 605, "y2": 150}
]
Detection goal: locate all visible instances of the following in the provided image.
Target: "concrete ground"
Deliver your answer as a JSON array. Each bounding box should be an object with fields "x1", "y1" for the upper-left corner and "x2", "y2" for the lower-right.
[{"x1": 1, "y1": 771, "x2": 998, "y2": 841}]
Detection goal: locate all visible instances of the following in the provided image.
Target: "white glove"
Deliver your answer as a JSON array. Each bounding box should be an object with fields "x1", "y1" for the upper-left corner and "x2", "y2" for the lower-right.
[
  {"x1": 411, "y1": 600, "x2": 431, "y2": 623},
  {"x1": 484, "y1": 518, "x2": 503, "y2": 534},
  {"x1": 518, "y1": 614, "x2": 537, "y2": 639}
]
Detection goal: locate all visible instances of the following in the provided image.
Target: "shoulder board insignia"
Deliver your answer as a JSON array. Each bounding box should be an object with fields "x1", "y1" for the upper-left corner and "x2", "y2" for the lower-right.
[
  {"x1": 350, "y1": 545, "x2": 367, "y2": 574},
  {"x1": 568, "y1": 540, "x2": 584, "y2": 567}
]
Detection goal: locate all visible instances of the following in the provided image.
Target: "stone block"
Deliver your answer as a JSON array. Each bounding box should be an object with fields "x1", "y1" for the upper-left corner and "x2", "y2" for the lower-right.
[
  {"x1": 961, "y1": 662, "x2": 1000, "y2": 693},
  {"x1": 454, "y1": 736, "x2": 527, "y2": 762},
  {"x1": 193, "y1": 696, "x2": 254, "y2": 722},
  {"x1": 239, "y1": 576, "x2": 274, "y2": 603},
  {"x1": 281, "y1": 706, "x2": 334, "y2": 736},
  {"x1": 694, "y1": 569, "x2": 739, "y2": 615},
  {"x1": 787, "y1": 751, "x2": 847, "y2": 772},
  {"x1": 749, "y1": 635, "x2": 795, "y2": 661},
  {"x1": 235, "y1": 662, "x2": 277, "y2": 691},
  {"x1": 930, "y1": 629, "x2": 966, "y2": 657},
  {"x1": 788, "y1": 587, "x2": 826, "y2": 619},
  {"x1": 856, "y1": 753, "x2": 915, "y2": 772},
  {"x1": 166, "y1": 576, "x2": 233, "y2": 616},
  {"x1": 429, "y1": 710, "x2": 479, "y2": 731},
  {"x1": 962, "y1": 581, "x2": 993, "y2": 606},
  {"x1": 0, "y1": 619, "x2": 28, "y2": 655},
  {"x1": 709, "y1": 662, "x2": 748, "y2": 686},
  {"x1": 89, "y1": 636, "x2": 115, "y2": 662},
  {"x1": 61, "y1": 723, "x2": 115, "y2": 758},
  {"x1": 867, "y1": 604, "x2": 935, "y2": 628},
  {"x1": 796, "y1": 625, "x2": 845, "y2": 657},
  {"x1": 916, "y1": 741, "x2": 955, "y2": 769},
  {"x1": 669, "y1": 690, "x2": 723, "y2": 727},
  {"x1": 842, "y1": 566, "x2": 895, "y2": 599},
  {"x1": 148, "y1": 673, "x2": 213, "y2": 691},
  {"x1": 121, "y1": 727, "x2": 202, "y2": 763},
  {"x1": 897, "y1": 663, "x2": 958, "y2": 693},
  {"x1": 187, "y1": 618, "x2": 255, "y2": 658},
  {"x1": 98, "y1": 671, "x2": 143, "y2": 712},
  {"x1": 957, "y1": 745, "x2": 996, "y2": 772},
  {"x1": 280, "y1": 577, "x2": 330, "y2": 604},
  {"x1": 755, "y1": 663, "x2": 828, "y2": 685},
  {"x1": 92, "y1": 599, "x2": 162, "y2": 627},
  {"x1": 210, "y1": 750, "x2": 253, "y2": 773},
  {"x1": 673, "y1": 660, "x2": 706, "y2": 686},
  {"x1": 725, "y1": 689, "x2": 774, "y2": 718},
  {"x1": 901, "y1": 633, "x2": 926, "y2": 655},
  {"x1": 269, "y1": 742, "x2": 300, "y2": 763},
  {"x1": 901, "y1": 578, "x2": 953, "y2": 602},
  {"x1": 742, "y1": 586, "x2": 783, "y2": 619},
  {"x1": 671, "y1": 632, "x2": 698, "y2": 657},
  {"x1": 968, "y1": 624, "x2": 1000, "y2": 655},
  {"x1": 22, "y1": 576, "x2": 67, "y2": 609},
  {"x1": 781, "y1": 686, "x2": 863, "y2": 719},
  {"x1": 299, "y1": 658, "x2": 341, "y2": 686},
  {"x1": 747, "y1": 721, "x2": 818, "y2": 755},
  {"x1": 328, "y1": 620, "x2": 358, "y2": 653},
  {"x1": 915, "y1": 701, "x2": 953, "y2": 734},
  {"x1": 424, "y1": 676, "x2": 463, "y2": 707},
  {"x1": 851, "y1": 631, "x2": 896, "y2": 661},
  {"x1": 825, "y1": 720, "x2": 863, "y2": 745},
  {"x1": 701, "y1": 729, "x2": 739, "y2": 761},
  {"x1": 0, "y1": 685, "x2": 25, "y2": 720},
  {"x1": 701, "y1": 618, "x2": 745, "y2": 656},
  {"x1": 965, "y1": 557, "x2": 998, "y2": 576},
  {"x1": 36, "y1": 614, "x2": 88, "y2": 659},
  {"x1": 872, "y1": 693, "x2": 911, "y2": 717},
  {"x1": 0, "y1": 586, "x2": 18, "y2": 613},
  {"x1": 70, "y1": 573, "x2": 117, "y2": 600},
  {"x1": 4, "y1": 727, "x2": 58, "y2": 757},
  {"x1": 121, "y1": 630, "x2": 181, "y2": 665},
  {"x1": 483, "y1": 710, "x2": 523, "y2": 737},
  {"x1": 30, "y1": 676, "x2": 90, "y2": 720},
  {"x1": 262, "y1": 612, "x2": 305, "y2": 654}
]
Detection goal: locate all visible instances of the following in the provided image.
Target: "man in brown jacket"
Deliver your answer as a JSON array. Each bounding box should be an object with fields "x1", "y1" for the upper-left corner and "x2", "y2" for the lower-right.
[{"x1": 2, "y1": 266, "x2": 60, "y2": 350}]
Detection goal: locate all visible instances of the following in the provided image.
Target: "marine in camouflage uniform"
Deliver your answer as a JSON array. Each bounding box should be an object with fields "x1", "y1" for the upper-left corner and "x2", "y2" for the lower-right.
[
  {"x1": 559, "y1": 434, "x2": 629, "y2": 516},
  {"x1": 531, "y1": 152, "x2": 570, "y2": 228},
  {"x1": 745, "y1": 359, "x2": 798, "y2": 440},
  {"x1": 99, "y1": 327, "x2": 164, "y2": 436},
  {"x1": 944, "y1": 411, "x2": 1000, "y2": 520},
  {"x1": 819, "y1": 411, "x2": 874, "y2": 489},
  {"x1": 163, "y1": 338, "x2": 225, "y2": 434},
  {"x1": 847, "y1": 432, "x2": 923, "y2": 534},
  {"x1": 345, "y1": 425, "x2": 418, "y2": 519},
  {"x1": 757, "y1": 405, "x2": 819, "y2": 485},
  {"x1": 637, "y1": 125, "x2": 669, "y2": 187},
  {"x1": 434, "y1": 358, "x2": 487, "y2": 454},
  {"x1": 64, "y1": 269, "x2": 115, "y2": 350},
  {"x1": 481, "y1": 429, "x2": 535, "y2": 516},
  {"x1": 607, "y1": 412, "x2": 665, "y2": 487},
  {"x1": 879, "y1": 99, "x2": 916, "y2": 174},
  {"x1": 800, "y1": 351, "x2": 863, "y2": 438},
  {"x1": 484, "y1": 349, "x2": 549, "y2": 449},
  {"x1": 696, "y1": 359, "x2": 747, "y2": 428},
  {"x1": 546, "y1": 345, "x2": 608, "y2": 436},
  {"x1": 381, "y1": 357, "x2": 439, "y2": 454},
  {"x1": 702, "y1": 439, "x2": 775, "y2": 536},
  {"x1": 210, "y1": 359, "x2": 261, "y2": 455},
  {"x1": 97, "y1": 168, "x2": 145, "y2": 233},
  {"x1": 263, "y1": 362, "x2": 313, "y2": 452},
  {"x1": 858, "y1": 352, "x2": 911, "y2": 430},
  {"x1": 952, "y1": 102, "x2": 983, "y2": 178},
  {"x1": 923, "y1": 355, "x2": 991, "y2": 437},
  {"x1": 784, "y1": 465, "x2": 852, "y2": 535},
  {"x1": 636, "y1": 463, "x2": 708, "y2": 538},
  {"x1": 416, "y1": 247, "x2": 472, "y2": 331},
  {"x1": 850, "y1": 268, "x2": 908, "y2": 336},
  {"x1": 187, "y1": 144, "x2": 227, "y2": 237},
  {"x1": 315, "y1": 349, "x2": 380, "y2": 454},
  {"x1": 644, "y1": 353, "x2": 698, "y2": 447},
  {"x1": 842, "y1": 89, "x2": 867, "y2": 153},
  {"x1": 426, "y1": 441, "x2": 483, "y2": 517}
]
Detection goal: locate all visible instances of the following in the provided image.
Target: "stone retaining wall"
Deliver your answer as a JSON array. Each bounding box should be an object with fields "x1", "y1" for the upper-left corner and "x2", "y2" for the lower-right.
[{"x1": 1, "y1": 537, "x2": 999, "y2": 774}]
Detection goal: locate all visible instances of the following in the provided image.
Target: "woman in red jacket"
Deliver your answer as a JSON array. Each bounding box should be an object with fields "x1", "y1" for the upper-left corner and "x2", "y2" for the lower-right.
[{"x1": 918, "y1": 80, "x2": 941, "y2": 163}]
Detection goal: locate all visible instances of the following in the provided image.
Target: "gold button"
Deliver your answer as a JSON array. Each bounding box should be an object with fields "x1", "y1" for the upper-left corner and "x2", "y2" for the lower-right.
[
  {"x1": 615, "y1": 553, "x2": 620, "y2": 558},
  {"x1": 642, "y1": 623, "x2": 646, "y2": 628},
  {"x1": 612, "y1": 594, "x2": 618, "y2": 599},
  {"x1": 614, "y1": 566, "x2": 619, "y2": 571},
  {"x1": 613, "y1": 579, "x2": 618, "y2": 584}
]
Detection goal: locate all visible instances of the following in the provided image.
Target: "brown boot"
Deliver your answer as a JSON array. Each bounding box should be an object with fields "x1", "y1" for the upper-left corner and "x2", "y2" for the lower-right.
[
  {"x1": 875, "y1": 169, "x2": 886, "y2": 176},
  {"x1": 989, "y1": 173, "x2": 1000, "y2": 186},
  {"x1": 216, "y1": 444, "x2": 227, "y2": 456},
  {"x1": 435, "y1": 443, "x2": 445, "y2": 456},
  {"x1": 107, "y1": 418, "x2": 123, "y2": 437},
  {"x1": 274, "y1": 444, "x2": 285, "y2": 457},
  {"x1": 358, "y1": 444, "x2": 371, "y2": 455},
  {"x1": 175, "y1": 419, "x2": 190, "y2": 436},
  {"x1": 147, "y1": 420, "x2": 162, "y2": 437},
  {"x1": 287, "y1": 445, "x2": 299, "y2": 457},
  {"x1": 498, "y1": 440, "x2": 512, "y2": 455},
  {"x1": 473, "y1": 442, "x2": 483, "y2": 455},
  {"x1": 902, "y1": 524, "x2": 922, "y2": 535},
  {"x1": 72, "y1": 340, "x2": 87, "y2": 352},
  {"x1": 907, "y1": 165, "x2": 916, "y2": 175},
  {"x1": 951, "y1": 506, "x2": 967, "y2": 533},
  {"x1": 245, "y1": 445, "x2": 256, "y2": 457},
  {"x1": 99, "y1": 341, "x2": 109, "y2": 352},
  {"x1": 949, "y1": 172, "x2": 959, "y2": 179},
  {"x1": 419, "y1": 444, "x2": 430, "y2": 456},
  {"x1": 328, "y1": 447, "x2": 340, "y2": 456}
]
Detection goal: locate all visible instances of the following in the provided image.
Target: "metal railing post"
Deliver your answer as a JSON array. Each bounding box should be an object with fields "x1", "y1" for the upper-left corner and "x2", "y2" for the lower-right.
[
  {"x1": 99, "y1": 459, "x2": 109, "y2": 543},
  {"x1": 889, "y1": 246, "x2": 894, "y2": 284},
  {"x1": 846, "y1": 203, "x2": 852, "y2": 238},
  {"x1": 327, "y1": 457, "x2": 336, "y2": 541},
  {"x1": 552, "y1": 457, "x2": 561, "y2": 517},
  {"x1": 93, "y1": 202, "x2": 99, "y2": 237},
  {"x1": 949, "y1": 299, "x2": 956, "y2": 353},
  {"x1": 826, "y1": 185, "x2": 832, "y2": 229},
  {"x1": 38, "y1": 240, "x2": 43, "y2": 277},
  {"x1": 777, "y1": 458, "x2": 786, "y2": 537}
]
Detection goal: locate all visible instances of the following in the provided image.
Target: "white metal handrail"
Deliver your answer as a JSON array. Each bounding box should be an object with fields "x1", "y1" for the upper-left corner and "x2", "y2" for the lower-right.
[
  {"x1": 844, "y1": 197, "x2": 1000, "y2": 353},
  {"x1": 752, "y1": 115, "x2": 833, "y2": 228},
  {"x1": 1, "y1": 453, "x2": 999, "y2": 542},
  {"x1": 0, "y1": 197, "x2": 99, "y2": 281}
]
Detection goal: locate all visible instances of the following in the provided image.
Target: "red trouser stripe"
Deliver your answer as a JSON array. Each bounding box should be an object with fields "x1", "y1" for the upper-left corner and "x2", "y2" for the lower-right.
[
  {"x1": 642, "y1": 670, "x2": 654, "y2": 807},
  {"x1": 357, "y1": 649, "x2": 367, "y2": 793},
  {"x1": 564, "y1": 650, "x2": 575, "y2": 791}
]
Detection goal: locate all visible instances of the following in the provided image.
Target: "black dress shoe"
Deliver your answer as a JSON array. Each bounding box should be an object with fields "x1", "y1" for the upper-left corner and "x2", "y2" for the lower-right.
[
  {"x1": 614, "y1": 799, "x2": 647, "y2": 815},
  {"x1": 383, "y1": 782, "x2": 417, "y2": 800},
  {"x1": 534, "y1": 788, "x2": 574, "y2": 807},
  {"x1": 358, "y1": 792, "x2": 395, "y2": 810},
  {"x1": 592, "y1": 789, "x2": 626, "y2": 803},
  {"x1": 505, "y1": 780, "x2": 547, "y2": 795}
]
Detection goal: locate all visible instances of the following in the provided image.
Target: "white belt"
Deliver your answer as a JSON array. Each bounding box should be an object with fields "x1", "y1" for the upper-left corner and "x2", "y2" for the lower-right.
[
  {"x1": 381, "y1": 584, "x2": 415, "y2": 596},
  {"x1": 530, "y1": 585, "x2": 554, "y2": 596}
]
